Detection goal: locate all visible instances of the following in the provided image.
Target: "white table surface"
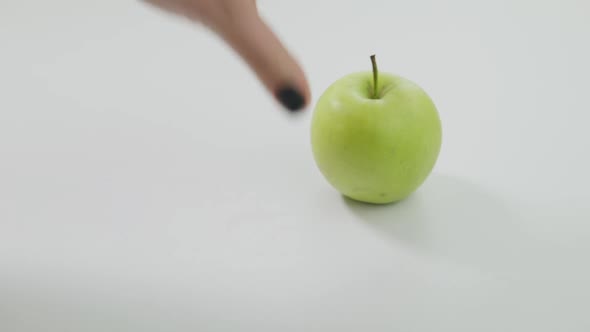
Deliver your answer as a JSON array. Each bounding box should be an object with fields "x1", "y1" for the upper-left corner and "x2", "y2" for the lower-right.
[{"x1": 1, "y1": 0, "x2": 589, "y2": 331}]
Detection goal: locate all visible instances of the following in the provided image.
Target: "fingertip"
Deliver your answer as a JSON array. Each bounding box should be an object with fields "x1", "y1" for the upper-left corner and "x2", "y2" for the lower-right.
[
  {"x1": 215, "y1": 11, "x2": 312, "y2": 112},
  {"x1": 275, "y1": 83, "x2": 311, "y2": 112},
  {"x1": 276, "y1": 67, "x2": 312, "y2": 112}
]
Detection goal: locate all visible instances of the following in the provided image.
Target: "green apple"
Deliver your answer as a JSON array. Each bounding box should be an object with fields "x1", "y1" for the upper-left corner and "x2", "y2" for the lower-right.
[{"x1": 311, "y1": 55, "x2": 442, "y2": 204}]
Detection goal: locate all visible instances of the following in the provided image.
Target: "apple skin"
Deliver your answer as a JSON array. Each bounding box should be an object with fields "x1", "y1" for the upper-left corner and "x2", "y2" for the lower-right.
[{"x1": 311, "y1": 71, "x2": 442, "y2": 204}]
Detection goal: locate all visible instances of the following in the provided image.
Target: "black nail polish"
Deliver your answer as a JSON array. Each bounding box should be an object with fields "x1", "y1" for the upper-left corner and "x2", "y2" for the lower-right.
[{"x1": 276, "y1": 86, "x2": 305, "y2": 112}]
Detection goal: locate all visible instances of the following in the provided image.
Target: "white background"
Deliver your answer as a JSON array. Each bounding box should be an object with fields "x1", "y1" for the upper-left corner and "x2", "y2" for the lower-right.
[{"x1": 1, "y1": 0, "x2": 589, "y2": 331}]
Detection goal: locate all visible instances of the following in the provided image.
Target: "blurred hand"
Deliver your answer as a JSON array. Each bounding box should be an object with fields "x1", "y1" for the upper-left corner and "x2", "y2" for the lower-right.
[{"x1": 144, "y1": 0, "x2": 310, "y2": 111}]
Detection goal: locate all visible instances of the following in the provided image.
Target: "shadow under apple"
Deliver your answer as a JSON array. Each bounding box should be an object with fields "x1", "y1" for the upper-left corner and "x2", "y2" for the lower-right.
[{"x1": 343, "y1": 174, "x2": 538, "y2": 273}]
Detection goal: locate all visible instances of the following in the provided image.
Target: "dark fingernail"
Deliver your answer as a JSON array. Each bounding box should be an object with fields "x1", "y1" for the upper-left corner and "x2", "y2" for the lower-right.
[{"x1": 275, "y1": 86, "x2": 305, "y2": 112}]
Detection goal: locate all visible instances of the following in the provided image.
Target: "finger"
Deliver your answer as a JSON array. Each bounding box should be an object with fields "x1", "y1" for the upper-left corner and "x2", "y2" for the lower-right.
[{"x1": 215, "y1": 10, "x2": 311, "y2": 112}]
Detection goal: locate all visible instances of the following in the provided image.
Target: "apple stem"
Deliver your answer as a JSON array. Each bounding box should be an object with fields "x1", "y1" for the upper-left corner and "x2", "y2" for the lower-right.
[{"x1": 370, "y1": 54, "x2": 379, "y2": 99}]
